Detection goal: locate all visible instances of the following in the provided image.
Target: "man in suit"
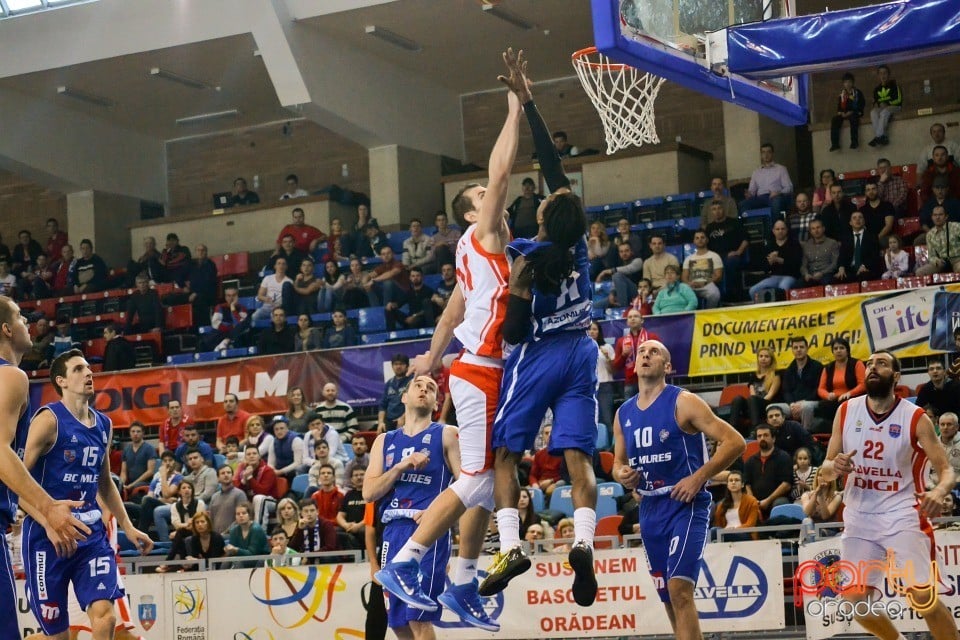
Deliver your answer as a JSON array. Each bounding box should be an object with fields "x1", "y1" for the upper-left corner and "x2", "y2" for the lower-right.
[{"x1": 835, "y1": 211, "x2": 880, "y2": 283}]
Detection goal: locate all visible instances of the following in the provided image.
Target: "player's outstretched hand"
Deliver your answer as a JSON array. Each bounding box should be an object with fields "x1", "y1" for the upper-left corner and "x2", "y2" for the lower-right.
[
  {"x1": 124, "y1": 526, "x2": 155, "y2": 555},
  {"x1": 615, "y1": 465, "x2": 640, "y2": 490},
  {"x1": 410, "y1": 352, "x2": 435, "y2": 376},
  {"x1": 916, "y1": 488, "x2": 946, "y2": 519},
  {"x1": 832, "y1": 449, "x2": 857, "y2": 476},
  {"x1": 671, "y1": 475, "x2": 702, "y2": 503},
  {"x1": 498, "y1": 48, "x2": 532, "y2": 103},
  {"x1": 44, "y1": 499, "x2": 91, "y2": 558}
]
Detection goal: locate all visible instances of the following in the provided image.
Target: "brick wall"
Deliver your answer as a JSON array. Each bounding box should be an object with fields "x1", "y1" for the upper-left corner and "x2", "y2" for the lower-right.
[{"x1": 0, "y1": 169, "x2": 66, "y2": 255}]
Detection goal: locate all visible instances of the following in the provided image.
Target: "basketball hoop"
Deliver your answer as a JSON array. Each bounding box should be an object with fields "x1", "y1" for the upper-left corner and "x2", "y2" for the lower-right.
[{"x1": 572, "y1": 46, "x2": 666, "y2": 155}]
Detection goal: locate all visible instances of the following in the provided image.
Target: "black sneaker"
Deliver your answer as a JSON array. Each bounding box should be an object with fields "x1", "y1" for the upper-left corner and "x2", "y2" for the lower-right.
[
  {"x1": 868, "y1": 137, "x2": 880, "y2": 147},
  {"x1": 850, "y1": 142, "x2": 859, "y2": 149},
  {"x1": 879, "y1": 135, "x2": 889, "y2": 146},
  {"x1": 478, "y1": 546, "x2": 531, "y2": 597},
  {"x1": 829, "y1": 145, "x2": 840, "y2": 151},
  {"x1": 568, "y1": 541, "x2": 598, "y2": 606}
]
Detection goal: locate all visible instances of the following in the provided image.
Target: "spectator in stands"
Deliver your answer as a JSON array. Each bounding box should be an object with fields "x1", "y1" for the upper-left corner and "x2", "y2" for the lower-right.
[
  {"x1": 919, "y1": 123, "x2": 960, "y2": 170},
  {"x1": 244, "y1": 414, "x2": 273, "y2": 458},
  {"x1": 791, "y1": 447, "x2": 816, "y2": 502},
  {"x1": 606, "y1": 218, "x2": 644, "y2": 269},
  {"x1": 252, "y1": 256, "x2": 293, "y2": 322},
  {"x1": 829, "y1": 72, "x2": 865, "y2": 151},
  {"x1": 183, "y1": 447, "x2": 218, "y2": 503},
  {"x1": 265, "y1": 532, "x2": 302, "y2": 568},
  {"x1": 174, "y1": 424, "x2": 214, "y2": 467},
  {"x1": 125, "y1": 273, "x2": 163, "y2": 334},
  {"x1": 430, "y1": 262, "x2": 457, "y2": 316},
  {"x1": 508, "y1": 178, "x2": 545, "y2": 240},
  {"x1": 45, "y1": 218, "x2": 67, "y2": 261},
  {"x1": 920, "y1": 176, "x2": 960, "y2": 230},
  {"x1": 224, "y1": 502, "x2": 269, "y2": 560},
  {"x1": 652, "y1": 264, "x2": 697, "y2": 314},
  {"x1": 430, "y1": 211, "x2": 460, "y2": 268},
  {"x1": 739, "y1": 143, "x2": 793, "y2": 216},
  {"x1": 126, "y1": 236, "x2": 163, "y2": 287},
  {"x1": 928, "y1": 412, "x2": 960, "y2": 490},
  {"x1": 231, "y1": 177, "x2": 260, "y2": 206},
  {"x1": 800, "y1": 219, "x2": 839, "y2": 286},
  {"x1": 159, "y1": 233, "x2": 192, "y2": 286},
  {"x1": 138, "y1": 450, "x2": 182, "y2": 540},
  {"x1": 49, "y1": 320, "x2": 75, "y2": 361},
  {"x1": 216, "y1": 393, "x2": 250, "y2": 451},
  {"x1": 0, "y1": 260, "x2": 17, "y2": 299},
  {"x1": 234, "y1": 444, "x2": 281, "y2": 527},
  {"x1": 867, "y1": 65, "x2": 902, "y2": 147},
  {"x1": 310, "y1": 463, "x2": 343, "y2": 523},
  {"x1": 344, "y1": 434, "x2": 369, "y2": 478},
  {"x1": 881, "y1": 235, "x2": 910, "y2": 279},
  {"x1": 589, "y1": 321, "x2": 616, "y2": 434},
  {"x1": 272, "y1": 497, "x2": 301, "y2": 545},
  {"x1": 528, "y1": 425, "x2": 564, "y2": 500},
  {"x1": 782, "y1": 336, "x2": 824, "y2": 433},
  {"x1": 285, "y1": 387, "x2": 312, "y2": 433},
  {"x1": 11, "y1": 230, "x2": 43, "y2": 282},
  {"x1": 784, "y1": 192, "x2": 819, "y2": 243},
  {"x1": 267, "y1": 416, "x2": 305, "y2": 481},
  {"x1": 402, "y1": 218, "x2": 434, "y2": 272},
  {"x1": 71, "y1": 238, "x2": 107, "y2": 294},
  {"x1": 258, "y1": 307, "x2": 296, "y2": 356},
  {"x1": 343, "y1": 203, "x2": 377, "y2": 258},
  {"x1": 743, "y1": 424, "x2": 793, "y2": 518},
  {"x1": 293, "y1": 499, "x2": 339, "y2": 557},
  {"x1": 51, "y1": 243, "x2": 74, "y2": 295},
  {"x1": 338, "y1": 258, "x2": 369, "y2": 310},
  {"x1": 642, "y1": 233, "x2": 679, "y2": 291},
  {"x1": 159, "y1": 399, "x2": 192, "y2": 455},
  {"x1": 294, "y1": 314, "x2": 321, "y2": 352},
  {"x1": 356, "y1": 222, "x2": 389, "y2": 260},
  {"x1": 378, "y1": 353, "x2": 412, "y2": 433},
  {"x1": 302, "y1": 417, "x2": 348, "y2": 475},
  {"x1": 317, "y1": 261, "x2": 345, "y2": 312},
  {"x1": 291, "y1": 256, "x2": 321, "y2": 316},
  {"x1": 313, "y1": 382, "x2": 359, "y2": 443},
  {"x1": 337, "y1": 467, "x2": 367, "y2": 549},
  {"x1": 280, "y1": 174, "x2": 309, "y2": 200},
  {"x1": 596, "y1": 241, "x2": 643, "y2": 308},
  {"x1": 817, "y1": 185, "x2": 855, "y2": 241},
  {"x1": 23, "y1": 253, "x2": 54, "y2": 299},
  {"x1": 322, "y1": 308, "x2": 358, "y2": 348},
  {"x1": 327, "y1": 218, "x2": 344, "y2": 261},
  {"x1": 699, "y1": 177, "x2": 738, "y2": 227},
  {"x1": 811, "y1": 169, "x2": 837, "y2": 213},
  {"x1": 860, "y1": 180, "x2": 896, "y2": 243},
  {"x1": 875, "y1": 158, "x2": 909, "y2": 216},
  {"x1": 765, "y1": 405, "x2": 814, "y2": 459},
  {"x1": 917, "y1": 206, "x2": 960, "y2": 276},
  {"x1": 916, "y1": 359, "x2": 960, "y2": 418},
  {"x1": 748, "y1": 219, "x2": 801, "y2": 301},
  {"x1": 817, "y1": 337, "x2": 866, "y2": 416},
  {"x1": 20, "y1": 316, "x2": 53, "y2": 370},
  {"x1": 120, "y1": 421, "x2": 156, "y2": 495},
  {"x1": 178, "y1": 511, "x2": 225, "y2": 570},
  {"x1": 921, "y1": 145, "x2": 960, "y2": 202},
  {"x1": 162, "y1": 243, "x2": 218, "y2": 326},
  {"x1": 209, "y1": 466, "x2": 247, "y2": 535},
  {"x1": 102, "y1": 323, "x2": 136, "y2": 372},
  {"x1": 706, "y1": 201, "x2": 749, "y2": 301},
  {"x1": 586, "y1": 221, "x2": 611, "y2": 278},
  {"x1": 551, "y1": 130, "x2": 578, "y2": 158},
  {"x1": 712, "y1": 471, "x2": 759, "y2": 541},
  {"x1": 612, "y1": 309, "x2": 659, "y2": 398},
  {"x1": 365, "y1": 245, "x2": 409, "y2": 307},
  {"x1": 800, "y1": 468, "x2": 842, "y2": 524},
  {"x1": 267, "y1": 234, "x2": 307, "y2": 275},
  {"x1": 682, "y1": 229, "x2": 723, "y2": 309},
  {"x1": 387, "y1": 266, "x2": 434, "y2": 330},
  {"x1": 223, "y1": 437, "x2": 240, "y2": 470},
  {"x1": 210, "y1": 285, "x2": 250, "y2": 351},
  {"x1": 729, "y1": 347, "x2": 781, "y2": 436},
  {"x1": 835, "y1": 210, "x2": 881, "y2": 283}
]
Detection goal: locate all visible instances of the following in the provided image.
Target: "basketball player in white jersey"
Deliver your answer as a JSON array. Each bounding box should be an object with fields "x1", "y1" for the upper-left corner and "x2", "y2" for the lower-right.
[
  {"x1": 376, "y1": 49, "x2": 524, "y2": 632},
  {"x1": 821, "y1": 350, "x2": 956, "y2": 640}
]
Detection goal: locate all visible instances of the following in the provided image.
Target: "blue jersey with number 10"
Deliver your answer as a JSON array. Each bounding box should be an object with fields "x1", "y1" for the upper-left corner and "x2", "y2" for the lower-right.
[
  {"x1": 506, "y1": 236, "x2": 592, "y2": 342},
  {"x1": 0, "y1": 358, "x2": 29, "y2": 528}
]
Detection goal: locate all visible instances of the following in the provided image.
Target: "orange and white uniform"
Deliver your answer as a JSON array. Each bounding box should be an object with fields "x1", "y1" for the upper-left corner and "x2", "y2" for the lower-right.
[
  {"x1": 838, "y1": 397, "x2": 942, "y2": 592},
  {"x1": 451, "y1": 224, "x2": 510, "y2": 475}
]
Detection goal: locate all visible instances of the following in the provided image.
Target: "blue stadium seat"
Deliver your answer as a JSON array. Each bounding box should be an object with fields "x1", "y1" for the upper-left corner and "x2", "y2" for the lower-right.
[
  {"x1": 598, "y1": 482, "x2": 624, "y2": 499},
  {"x1": 549, "y1": 486, "x2": 575, "y2": 518},
  {"x1": 166, "y1": 353, "x2": 195, "y2": 365},
  {"x1": 416, "y1": 327, "x2": 435, "y2": 337},
  {"x1": 198, "y1": 325, "x2": 215, "y2": 335},
  {"x1": 238, "y1": 296, "x2": 257, "y2": 309},
  {"x1": 358, "y1": 307, "x2": 387, "y2": 333},
  {"x1": 291, "y1": 473, "x2": 311, "y2": 498},
  {"x1": 193, "y1": 351, "x2": 219, "y2": 363},
  {"x1": 769, "y1": 503, "x2": 805, "y2": 521},
  {"x1": 665, "y1": 245, "x2": 684, "y2": 264},
  {"x1": 361, "y1": 332, "x2": 391, "y2": 345},
  {"x1": 423, "y1": 273, "x2": 444, "y2": 290},
  {"x1": 596, "y1": 494, "x2": 619, "y2": 519},
  {"x1": 311, "y1": 312, "x2": 333, "y2": 323},
  {"x1": 595, "y1": 423, "x2": 610, "y2": 450},
  {"x1": 212, "y1": 453, "x2": 227, "y2": 469},
  {"x1": 220, "y1": 346, "x2": 257, "y2": 359},
  {"x1": 388, "y1": 329, "x2": 421, "y2": 341},
  {"x1": 387, "y1": 230, "x2": 411, "y2": 254},
  {"x1": 529, "y1": 487, "x2": 545, "y2": 513}
]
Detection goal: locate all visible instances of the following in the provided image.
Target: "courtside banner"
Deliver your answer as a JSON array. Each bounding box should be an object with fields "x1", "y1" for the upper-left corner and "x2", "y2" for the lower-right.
[
  {"x1": 684, "y1": 283, "x2": 960, "y2": 376},
  {"x1": 15, "y1": 543, "x2": 782, "y2": 639},
  {"x1": 797, "y1": 530, "x2": 960, "y2": 640},
  {"x1": 29, "y1": 339, "x2": 435, "y2": 427}
]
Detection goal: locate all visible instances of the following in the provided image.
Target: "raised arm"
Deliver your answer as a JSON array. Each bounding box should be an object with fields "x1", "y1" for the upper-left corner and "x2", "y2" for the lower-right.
[
  {"x1": 411, "y1": 285, "x2": 464, "y2": 375},
  {"x1": 442, "y1": 425, "x2": 462, "y2": 481}
]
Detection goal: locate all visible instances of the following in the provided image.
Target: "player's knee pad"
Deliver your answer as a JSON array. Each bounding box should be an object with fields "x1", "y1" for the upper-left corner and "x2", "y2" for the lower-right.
[{"x1": 449, "y1": 471, "x2": 494, "y2": 511}]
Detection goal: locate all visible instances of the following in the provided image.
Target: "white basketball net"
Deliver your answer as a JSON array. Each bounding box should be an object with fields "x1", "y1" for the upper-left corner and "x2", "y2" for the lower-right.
[{"x1": 573, "y1": 47, "x2": 666, "y2": 155}]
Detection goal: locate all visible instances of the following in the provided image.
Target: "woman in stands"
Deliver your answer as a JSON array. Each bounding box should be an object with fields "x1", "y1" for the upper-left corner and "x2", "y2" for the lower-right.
[
  {"x1": 318, "y1": 260, "x2": 345, "y2": 312},
  {"x1": 728, "y1": 347, "x2": 781, "y2": 435},
  {"x1": 712, "y1": 471, "x2": 759, "y2": 541},
  {"x1": 553, "y1": 517, "x2": 575, "y2": 553},
  {"x1": 589, "y1": 321, "x2": 616, "y2": 439},
  {"x1": 816, "y1": 336, "x2": 866, "y2": 419},
  {"x1": 244, "y1": 414, "x2": 274, "y2": 458},
  {"x1": 293, "y1": 257, "x2": 321, "y2": 315},
  {"x1": 587, "y1": 221, "x2": 610, "y2": 279},
  {"x1": 285, "y1": 386, "x2": 313, "y2": 432},
  {"x1": 274, "y1": 497, "x2": 301, "y2": 542},
  {"x1": 339, "y1": 258, "x2": 370, "y2": 310},
  {"x1": 516, "y1": 488, "x2": 540, "y2": 542},
  {"x1": 184, "y1": 511, "x2": 225, "y2": 569},
  {"x1": 327, "y1": 218, "x2": 344, "y2": 261},
  {"x1": 800, "y1": 468, "x2": 843, "y2": 524},
  {"x1": 812, "y1": 169, "x2": 837, "y2": 213},
  {"x1": 294, "y1": 315, "x2": 322, "y2": 353},
  {"x1": 224, "y1": 502, "x2": 270, "y2": 567},
  {"x1": 157, "y1": 479, "x2": 206, "y2": 572}
]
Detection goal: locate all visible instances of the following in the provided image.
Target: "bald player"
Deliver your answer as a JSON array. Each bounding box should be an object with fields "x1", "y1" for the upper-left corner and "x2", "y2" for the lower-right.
[{"x1": 613, "y1": 340, "x2": 744, "y2": 640}]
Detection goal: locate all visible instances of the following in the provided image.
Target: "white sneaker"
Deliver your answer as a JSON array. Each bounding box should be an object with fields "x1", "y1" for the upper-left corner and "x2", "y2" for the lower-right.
[{"x1": 215, "y1": 338, "x2": 231, "y2": 351}]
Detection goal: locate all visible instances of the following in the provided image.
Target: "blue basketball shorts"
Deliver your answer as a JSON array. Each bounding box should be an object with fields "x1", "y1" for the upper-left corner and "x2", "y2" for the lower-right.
[
  {"x1": 639, "y1": 493, "x2": 711, "y2": 603},
  {"x1": 0, "y1": 531, "x2": 19, "y2": 640},
  {"x1": 381, "y1": 518, "x2": 451, "y2": 629},
  {"x1": 22, "y1": 518, "x2": 123, "y2": 636},
  {"x1": 492, "y1": 331, "x2": 598, "y2": 456}
]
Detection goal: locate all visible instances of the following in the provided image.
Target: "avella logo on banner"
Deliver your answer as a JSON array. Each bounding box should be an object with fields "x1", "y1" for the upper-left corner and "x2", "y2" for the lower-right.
[{"x1": 695, "y1": 552, "x2": 770, "y2": 618}]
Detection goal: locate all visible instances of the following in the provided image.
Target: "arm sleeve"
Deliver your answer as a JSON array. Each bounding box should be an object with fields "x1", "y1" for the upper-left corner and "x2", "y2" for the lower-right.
[{"x1": 523, "y1": 101, "x2": 570, "y2": 192}]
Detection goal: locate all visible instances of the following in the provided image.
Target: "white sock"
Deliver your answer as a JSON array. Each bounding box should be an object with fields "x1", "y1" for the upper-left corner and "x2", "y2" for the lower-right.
[
  {"x1": 496, "y1": 508, "x2": 521, "y2": 551},
  {"x1": 451, "y1": 556, "x2": 478, "y2": 585},
  {"x1": 392, "y1": 540, "x2": 428, "y2": 564},
  {"x1": 573, "y1": 507, "x2": 596, "y2": 547}
]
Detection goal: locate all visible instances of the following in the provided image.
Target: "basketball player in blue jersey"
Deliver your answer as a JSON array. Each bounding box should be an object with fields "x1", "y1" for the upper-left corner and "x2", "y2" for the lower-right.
[
  {"x1": 19, "y1": 349, "x2": 153, "y2": 639},
  {"x1": 0, "y1": 298, "x2": 91, "y2": 640},
  {"x1": 613, "y1": 340, "x2": 744, "y2": 640},
  {"x1": 365, "y1": 375, "x2": 460, "y2": 640},
  {"x1": 480, "y1": 52, "x2": 601, "y2": 607}
]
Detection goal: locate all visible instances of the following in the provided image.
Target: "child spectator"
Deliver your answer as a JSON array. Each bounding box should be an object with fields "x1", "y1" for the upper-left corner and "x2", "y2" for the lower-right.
[
  {"x1": 266, "y1": 529, "x2": 302, "y2": 567},
  {"x1": 791, "y1": 447, "x2": 817, "y2": 502},
  {"x1": 881, "y1": 235, "x2": 910, "y2": 279}
]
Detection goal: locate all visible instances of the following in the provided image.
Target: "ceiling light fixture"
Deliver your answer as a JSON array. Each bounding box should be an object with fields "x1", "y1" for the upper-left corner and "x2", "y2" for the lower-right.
[
  {"x1": 481, "y1": 4, "x2": 536, "y2": 30},
  {"x1": 150, "y1": 67, "x2": 209, "y2": 90},
  {"x1": 364, "y1": 25, "x2": 421, "y2": 52},
  {"x1": 175, "y1": 109, "x2": 240, "y2": 126},
  {"x1": 56, "y1": 85, "x2": 114, "y2": 108}
]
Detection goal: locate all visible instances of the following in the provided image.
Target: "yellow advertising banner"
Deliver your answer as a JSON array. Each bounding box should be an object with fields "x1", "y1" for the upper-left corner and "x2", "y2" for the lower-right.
[{"x1": 687, "y1": 284, "x2": 960, "y2": 376}]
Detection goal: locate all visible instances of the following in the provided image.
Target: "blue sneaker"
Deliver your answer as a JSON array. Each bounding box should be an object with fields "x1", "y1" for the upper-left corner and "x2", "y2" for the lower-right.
[
  {"x1": 437, "y1": 579, "x2": 500, "y2": 632},
  {"x1": 375, "y1": 560, "x2": 438, "y2": 611}
]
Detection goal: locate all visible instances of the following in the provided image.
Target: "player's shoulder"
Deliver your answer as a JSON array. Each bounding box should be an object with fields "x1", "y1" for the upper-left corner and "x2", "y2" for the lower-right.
[{"x1": 0, "y1": 362, "x2": 28, "y2": 388}]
